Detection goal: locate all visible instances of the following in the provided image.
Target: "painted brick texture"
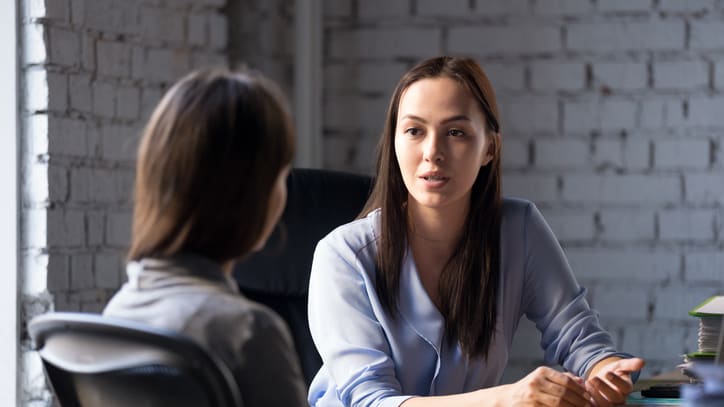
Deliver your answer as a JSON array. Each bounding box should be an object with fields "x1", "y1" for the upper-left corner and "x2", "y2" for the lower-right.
[{"x1": 16, "y1": 0, "x2": 724, "y2": 401}]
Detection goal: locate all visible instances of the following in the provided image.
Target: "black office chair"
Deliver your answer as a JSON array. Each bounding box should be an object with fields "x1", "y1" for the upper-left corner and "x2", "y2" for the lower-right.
[
  {"x1": 28, "y1": 312, "x2": 243, "y2": 407},
  {"x1": 234, "y1": 168, "x2": 374, "y2": 385}
]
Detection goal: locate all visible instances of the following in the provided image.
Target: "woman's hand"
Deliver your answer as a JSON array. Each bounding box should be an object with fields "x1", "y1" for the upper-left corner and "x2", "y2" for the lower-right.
[
  {"x1": 510, "y1": 366, "x2": 593, "y2": 406},
  {"x1": 585, "y1": 357, "x2": 645, "y2": 406}
]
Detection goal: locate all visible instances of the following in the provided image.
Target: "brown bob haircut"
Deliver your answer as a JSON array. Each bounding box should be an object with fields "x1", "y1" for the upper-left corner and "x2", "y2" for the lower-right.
[
  {"x1": 360, "y1": 56, "x2": 502, "y2": 360},
  {"x1": 128, "y1": 68, "x2": 295, "y2": 264}
]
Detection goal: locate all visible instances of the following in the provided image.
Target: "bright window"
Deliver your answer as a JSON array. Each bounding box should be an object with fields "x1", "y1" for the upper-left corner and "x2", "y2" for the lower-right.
[{"x1": 0, "y1": 0, "x2": 19, "y2": 404}]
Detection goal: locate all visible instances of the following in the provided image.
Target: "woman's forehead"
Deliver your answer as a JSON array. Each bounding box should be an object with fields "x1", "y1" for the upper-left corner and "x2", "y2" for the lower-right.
[{"x1": 398, "y1": 77, "x2": 480, "y2": 120}]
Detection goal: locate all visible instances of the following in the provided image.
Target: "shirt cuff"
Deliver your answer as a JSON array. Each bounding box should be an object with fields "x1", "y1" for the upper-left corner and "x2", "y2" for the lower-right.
[
  {"x1": 378, "y1": 395, "x2": 415, "y2": 407},
  {"x1": 585, "y1": 352, "x2": 641, "y2": 383}
]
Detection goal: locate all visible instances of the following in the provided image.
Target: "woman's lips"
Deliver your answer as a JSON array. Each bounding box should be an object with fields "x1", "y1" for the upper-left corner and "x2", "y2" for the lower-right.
[{"x1": 419, "y1": 173, "x2": 449, "y2": 188}]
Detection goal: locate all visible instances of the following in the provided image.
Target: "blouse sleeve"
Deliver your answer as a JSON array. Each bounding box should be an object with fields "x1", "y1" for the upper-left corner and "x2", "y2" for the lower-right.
[
  {"x1": 520, "y1": 202, "x2": 634, "y2": 378},
  {"x1": 308, "y1": 236, "x2": 412, "y2": 407}
]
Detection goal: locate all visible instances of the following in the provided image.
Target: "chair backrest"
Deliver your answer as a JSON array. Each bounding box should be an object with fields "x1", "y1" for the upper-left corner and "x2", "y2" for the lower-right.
[
  {"x1": 234, "y1": 168, "x2": 373, "y2": 384},
  {"x1": 28, "y1": 312, "x2": 244, "y2": 407}
]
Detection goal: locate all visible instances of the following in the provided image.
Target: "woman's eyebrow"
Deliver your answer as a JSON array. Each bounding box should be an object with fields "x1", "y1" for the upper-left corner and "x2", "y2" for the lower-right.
[{"x1": 399, "y1": 114, "x2": 471, "y2": 124}]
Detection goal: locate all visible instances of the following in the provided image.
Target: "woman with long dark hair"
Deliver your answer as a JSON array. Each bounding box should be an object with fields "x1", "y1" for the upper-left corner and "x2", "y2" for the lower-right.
[
  {"x1": 308, "y1": 56, "x2": 643, "y2": 406},
  {"x1": 104, "y1": 68, "x2": 307, "y2": 406}
]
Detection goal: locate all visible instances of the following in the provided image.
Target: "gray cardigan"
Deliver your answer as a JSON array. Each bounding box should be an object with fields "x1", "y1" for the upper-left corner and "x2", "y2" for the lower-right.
[{"x1": 103, "y1": 253, "x2": 308, "y2": 406}]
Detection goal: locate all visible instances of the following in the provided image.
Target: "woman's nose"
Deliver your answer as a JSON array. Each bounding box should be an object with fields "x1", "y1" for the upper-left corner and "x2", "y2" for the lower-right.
[{"x1": 423, "y1": 132, "x2": 444, "y2": 163}]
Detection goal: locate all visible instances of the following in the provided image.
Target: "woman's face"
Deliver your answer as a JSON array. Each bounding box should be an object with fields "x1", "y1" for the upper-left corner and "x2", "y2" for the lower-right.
[
  {"x1": 394, "y1": 77, "x2": 493, "y2": 213},
  {"x1": 252, "y1": 164, "x2": 291, "y2": 252}
]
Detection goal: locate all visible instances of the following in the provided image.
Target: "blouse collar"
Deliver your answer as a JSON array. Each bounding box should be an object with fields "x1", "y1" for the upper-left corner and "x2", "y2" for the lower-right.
[
  {"x1": 397, "y1": 246, "x2": 446, "y2": 352},
  {"x1": 126, "y1": 253, "x2": 239, "y2": 294}
]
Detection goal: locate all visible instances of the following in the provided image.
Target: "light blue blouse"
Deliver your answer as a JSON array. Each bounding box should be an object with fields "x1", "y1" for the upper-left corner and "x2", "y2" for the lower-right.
[{"x1": 307, "y1": 198, "x2": 632, "y2": 407}]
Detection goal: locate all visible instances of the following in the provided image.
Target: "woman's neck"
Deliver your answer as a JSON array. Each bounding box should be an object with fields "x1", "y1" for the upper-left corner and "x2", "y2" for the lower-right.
[
  {"x1": 405, "y1": 197, "x2": 469, "y2": 309},
  {"x1": 221, "y1": 260, "x2": 235, "y2": 275},
  {"x1": 406, "y1": 198, "x2": 469, "y2": 251}
]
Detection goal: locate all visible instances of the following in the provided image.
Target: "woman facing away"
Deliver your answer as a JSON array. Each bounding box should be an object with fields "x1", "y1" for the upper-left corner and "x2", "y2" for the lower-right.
[
  {"x1": 307, "y1": 56, "x2": 644, "y2": 407},
  {"x1": 103, "y1": 68, "x2": 308, "y2": 406}
]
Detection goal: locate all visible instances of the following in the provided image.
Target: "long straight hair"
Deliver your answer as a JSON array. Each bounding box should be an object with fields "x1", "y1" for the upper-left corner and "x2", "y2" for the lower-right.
[
  {"x1": 359, "y1": 56, "x2": 503, "y2": 360},
  {"x1": 129, "y1": 68, "x2": 295, "y2": 264}
]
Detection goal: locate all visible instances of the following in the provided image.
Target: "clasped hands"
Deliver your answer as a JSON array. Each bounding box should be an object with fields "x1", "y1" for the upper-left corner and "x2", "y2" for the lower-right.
[{"x1": 510, "y1": 357, "x2": 645, "y2": 406}]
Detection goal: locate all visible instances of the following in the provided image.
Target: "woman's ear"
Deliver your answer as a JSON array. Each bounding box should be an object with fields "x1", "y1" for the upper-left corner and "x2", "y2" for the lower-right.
[{"x1": 480, "y1": 133, "x2": 498, "y2": 167}]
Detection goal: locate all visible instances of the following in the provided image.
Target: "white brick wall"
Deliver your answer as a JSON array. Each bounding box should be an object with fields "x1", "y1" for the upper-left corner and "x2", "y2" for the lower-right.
[
  {"x1": 567, "y1": 21, "x2": 685, "y2": 52},
  {"x1": 534, "y1": 0, "x2": 594, "y2": 15},
  {"x1": 655, "y1": 139, "x2": 710, "y2": 170},
  {"x1": 620, "y1": 323, "x2": 689, "y2": 368},
  {"x1": 591, "y1": 284, "x2": 649, "y2": 320},
  {"x1": 715, "y1": 61, "x2": 724, "y2": 89},
  {"x1": 530, "y1": 61, "x2": 586, "y2": 91},
  {"x1": 503, "y1": 174, "x2": 559, "y2": 202},
  {"x1": 597, "y1": 0, "x2": 652, "y2": 13},
  {"x1": 19, "y1": 0, "x2": 229, "y2": 404},
  {"x1": 501, "y1": 138, "x2": 529, "y2": 169},
  {"x1": 689, "y1": 96, "x2": 724, "y2": 127},
  {"x1": 653, "y1": 286, "x2": 722, "y2": 322},
  {"x1": 539, "y1": 210, "x2": 595, "y2": 241},
  {"x1": 562, "y1": 175, "x2": 681, "y2": 204},
  {"x1": 640, "y1": 99, "x2": 686, "y2": 129},
  {"x1": 417, "y1": 0, "x2": 467, "y2": 16},
  {"x1": 358, "y1": 63, "x2": 409, "y2": 95},
  {"x1": 475, "y1": 0, "x2": 528, "y2": 16},
  {"x1": 321, "y1": 0, "x2": 724, "y2": 382},
  {"x1": 535, "y1": 139, "x2": 589, "y2": 169},
  {"x1": 504, "y1": 97, "x2": 558, "y2": 133},
  {"x1": 483, "y1": 63, "x2": 526, "y2": 91},
  {"x1": 690, "y1": 21, "x2": 724, "y2": 50},
  {"x1": 653, "y1": 61, "x2": 709, "y2": 90},
  {"x1": 330, "y1": 27, "x2": 442, "y2": 60},
  {"x1": 659, "y1": 209, "x2": 716, "y2": 241},
  {"x1": 593, "y1": 62, "x2": 647, "y2": 91},
  {"x1": 227, "y1": 0, "x2": 294, "y2": 98},
  {"x1": 598, "y1": 210, "x2": 656, "y2": 240},
  {"x1": 19, "y1": 0, "x2": 724, "y2": 399},
  {"x1": 568, "y1": 250, "x2": 679, "y2": 283},
  {"x1": 659, "y1": 0, "x2": 717, "y2": 13},
  {"x1": 563, "y1": 99, "x2": 638, "y2": 133},
  {"x1": 448, "y1": 25, "x2": 561, "y2": 55},
  {"x1": 685, "y1": 252, "x2": 724, "y2": 282},
  {"x1": 359, "y1": 0, "x2": 408, "y2": 18},
  {"x1": 686, "y1": 174, "x2": 724, "y2": 204}
]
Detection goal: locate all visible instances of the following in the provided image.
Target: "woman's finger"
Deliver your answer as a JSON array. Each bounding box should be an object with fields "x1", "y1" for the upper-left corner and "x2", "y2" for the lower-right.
[
  {"x1": 589, "y1": 376, "x2": 626, "y2": 405},
  {"x1": 541, "y1": 370, "x2": 591, "y2": 406},
  {"x1": 587, "y1": 380, "x2": 611, "y2": 407},
  {"x1": 611, "y1": 358, "x2": 645, "y2": 375},
  {"x1": 604, "y1": 371, "x2": 633, "y2": 394},
  {"x1": 536, "y1": 390, "x2": 580, "y2": 407}
]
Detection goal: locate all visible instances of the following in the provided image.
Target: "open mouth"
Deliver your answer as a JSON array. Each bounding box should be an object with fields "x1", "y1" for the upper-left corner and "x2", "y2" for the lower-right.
[{"x1": 421, "y1": 175, "x2": 448, "y2": 181}]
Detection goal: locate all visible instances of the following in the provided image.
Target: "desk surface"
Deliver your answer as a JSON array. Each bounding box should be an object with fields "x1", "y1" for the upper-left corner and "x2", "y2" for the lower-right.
[
  {"x1": 626, "y1": 370, "x2": 689, "y2": 406},
  {"x1": 625, "y1": 395, "x2": 681, "y2": 405},
  {"x1": 633, "y1": 369, "x2": 690, "y2": 392}
]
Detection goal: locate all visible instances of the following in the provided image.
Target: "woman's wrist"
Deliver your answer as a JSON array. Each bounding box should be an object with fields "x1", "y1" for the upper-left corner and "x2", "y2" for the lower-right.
[
  {"x1": 587, "y1": 356, "x2": 623, "y2": 380},
  {"x1": 400, "y1": 385, "x2": 510, "y2": 407}
]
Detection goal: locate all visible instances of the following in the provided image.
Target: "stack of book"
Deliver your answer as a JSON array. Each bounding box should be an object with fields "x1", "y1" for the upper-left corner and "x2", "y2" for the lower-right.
[{"x1": 680, "y1": 296, "x2": 724, "y2": 375}]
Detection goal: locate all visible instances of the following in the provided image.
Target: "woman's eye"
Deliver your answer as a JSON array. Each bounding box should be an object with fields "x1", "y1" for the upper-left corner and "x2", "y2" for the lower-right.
[
  {"x1": 448, "y1": 129, "x2": 465, "y2": 137},
  {"x1": 405, "y1": 128, "x2": 421, "y2": 136}
]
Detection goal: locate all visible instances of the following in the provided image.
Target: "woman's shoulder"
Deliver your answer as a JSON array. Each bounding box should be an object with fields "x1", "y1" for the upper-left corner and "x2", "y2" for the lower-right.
[
  {"x1": 501, "y1": 196, "x2": 548, "y2": 237},
  {"x1": 318, "y1": 208, "x2": 380, "y2": 253},
  {"x1": 200, "y1": 293, "x2": 292, "y2": 340},
  {"x1": 502, "y1": 196, "x2": 536, "y2": 220}
]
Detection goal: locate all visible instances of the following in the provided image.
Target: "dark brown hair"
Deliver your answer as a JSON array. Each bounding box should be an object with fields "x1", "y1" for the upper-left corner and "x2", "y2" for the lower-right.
[
  {"x1": 128, "y1": 68, "x2": 295, "y2": 264},
  {"x1": 359, "y1": 56, "x2": 502, "y2": 359}
]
